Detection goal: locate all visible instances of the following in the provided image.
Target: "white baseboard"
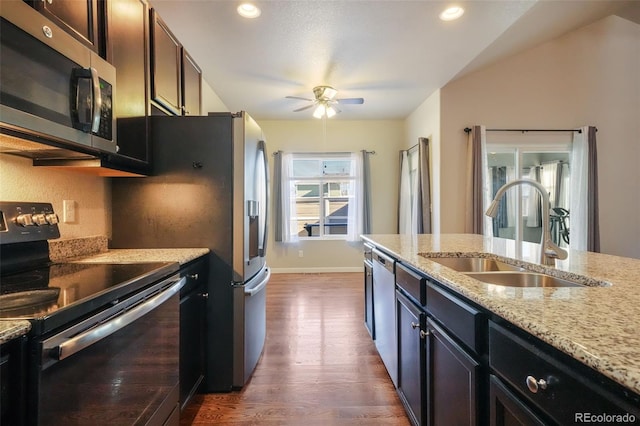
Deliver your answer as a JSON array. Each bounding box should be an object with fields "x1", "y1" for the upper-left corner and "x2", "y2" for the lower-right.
[{"x1": 270, "y1": 267, "x2": 363, "y2": 274}]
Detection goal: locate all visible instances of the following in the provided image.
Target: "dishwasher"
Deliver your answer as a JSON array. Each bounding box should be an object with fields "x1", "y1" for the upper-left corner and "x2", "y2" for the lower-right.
[{"x1": 372, "y1": 248, "x2": 398, "y2": 387}]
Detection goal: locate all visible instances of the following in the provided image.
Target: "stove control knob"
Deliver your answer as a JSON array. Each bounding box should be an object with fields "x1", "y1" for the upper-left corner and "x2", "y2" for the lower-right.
[
  {"x1": 45, "y1": 213, "x2": 59, "y2": 225},
  {"x1": 16, "y1": 214, "x2": 35, "y2": 227},
  {"x1": 32, "y1": 214, "x2": 48, "y2": 226}
]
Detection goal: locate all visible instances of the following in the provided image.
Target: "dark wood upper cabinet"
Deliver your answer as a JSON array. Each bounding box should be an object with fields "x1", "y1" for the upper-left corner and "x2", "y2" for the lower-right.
[
  {"x1": 29, "y1": 0, "x2": 105, "y2": 56},
  {"x1": 182, "y1": 49, "x2": 202, "y2": 116},
  {"x1": 106, "y1": 0, "x2": 151, "y2": 172},
  {"x1": 151, "y1": 10, "x2": 182, "y2": 115}
]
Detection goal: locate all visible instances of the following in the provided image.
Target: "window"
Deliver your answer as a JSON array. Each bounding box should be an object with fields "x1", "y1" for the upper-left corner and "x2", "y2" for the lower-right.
[
  {"x1": 284, "y1": 153, "x2": 360, "y2": 240},
  {"x1": 486, "y1": 144, "x2": 571, "y2": 247}
]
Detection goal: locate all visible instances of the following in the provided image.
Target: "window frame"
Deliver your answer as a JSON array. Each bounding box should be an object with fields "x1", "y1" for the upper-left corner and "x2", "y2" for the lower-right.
[{"x1": 287, "y1": 153, "x2": 357, "y2": 241}]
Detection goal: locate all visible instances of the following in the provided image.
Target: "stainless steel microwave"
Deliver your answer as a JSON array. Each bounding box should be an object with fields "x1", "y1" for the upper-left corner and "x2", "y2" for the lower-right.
[{"x1": 0, "y1": 1, "x2": 117, "y2": 154}]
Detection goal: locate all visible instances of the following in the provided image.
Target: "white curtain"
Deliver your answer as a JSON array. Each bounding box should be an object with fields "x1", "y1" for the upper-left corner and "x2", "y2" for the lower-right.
[
  {"x1": 280, "y1": 152, "x2": 299, "y2": 243},
  {"x1": 398, "y1": 151, "x2": 412, "y2": 234},
  {"x1": 571, "y1": 127, "x2": 589, "y2": 251},
  {"x1": 526, "y1": 167, "x2": 541, "y2": 227},
  {"x1": 506, "y1": 166, "x2": 517, "y2": 227},
  {"x1": 347, "y1": 152, "x2": 364, "y2": 241}
]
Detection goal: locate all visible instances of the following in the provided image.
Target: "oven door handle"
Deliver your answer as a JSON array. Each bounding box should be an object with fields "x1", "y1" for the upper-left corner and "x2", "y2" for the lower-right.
[{"x1": 46, "y1": 277, "x2": 186, "y2": 362}]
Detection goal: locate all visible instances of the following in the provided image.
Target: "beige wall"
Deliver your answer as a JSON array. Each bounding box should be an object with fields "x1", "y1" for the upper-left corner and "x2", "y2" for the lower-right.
[
  {"x1": 201, "y1": 79, "x2": 229, "y2": 113},
  {"x1": 430, "y1": 15, "x2": 639, "y2": 258},
  {"x1": 405, "y1": 90, "x2": 441, "y2": 234},
  {"x1": 0, "y1": 152, "x2": 110, "y2": 239},
  {"x1": 259, "y1": 119, "x2": 404, "y2": 272}
]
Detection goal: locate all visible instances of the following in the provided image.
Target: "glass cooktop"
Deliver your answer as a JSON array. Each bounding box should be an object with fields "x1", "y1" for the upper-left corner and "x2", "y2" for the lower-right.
[{"x1": 0, "y1": 262, "x2": 177, "y2": 321}]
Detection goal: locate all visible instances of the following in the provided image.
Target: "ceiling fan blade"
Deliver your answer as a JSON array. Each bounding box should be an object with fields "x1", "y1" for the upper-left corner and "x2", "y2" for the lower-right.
[
  {"x1": 286, "y1": 95, "x2": 314, "y2": 101},
  {"x1": 293, "y1": 104, "x2": 315, "y2": 112},
  {"x1": 337, "y1": 98, "x2": 364, "y2": 105}
]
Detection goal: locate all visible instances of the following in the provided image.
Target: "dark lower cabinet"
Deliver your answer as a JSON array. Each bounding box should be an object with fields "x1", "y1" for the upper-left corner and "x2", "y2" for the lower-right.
[
  {"x1": 426, "y1": 318, "x2": 480, "y2": 426},
  {"x1": 396, "y1": 290, "x2": 426, "y2": 426},
  {"x1": 179, "y1": 257, "x2": 208, "y2": 411},
  {"x1": 489, "y1": 375, "x2": 547, "y2": 426},
  {"x1": 489, "y1": 321, "x2": 640, "y2": 425},
  {"x1": 0, "y1": 336, "x2": 26, "y2": 425}
]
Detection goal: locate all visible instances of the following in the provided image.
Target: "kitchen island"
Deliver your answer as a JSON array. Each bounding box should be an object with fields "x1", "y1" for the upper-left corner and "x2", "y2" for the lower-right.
[{"x1": 363, "y1": 233, "x2": 640, "y2": 425}]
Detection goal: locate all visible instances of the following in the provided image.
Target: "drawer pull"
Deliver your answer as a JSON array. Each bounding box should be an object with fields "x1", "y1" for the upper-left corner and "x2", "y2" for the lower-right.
[
  {"x1": 411, "y1": 322, "x2": 420, "y2": 329},
  {"x1": 188, "y1": 273, "x2": 199, "y2": 280},
  {"x1": 420, "y1": 330, "x2": 429, "y2": 339},
  {"x1": 526, "y1": 375, "x2": 548, "y2": 393}
]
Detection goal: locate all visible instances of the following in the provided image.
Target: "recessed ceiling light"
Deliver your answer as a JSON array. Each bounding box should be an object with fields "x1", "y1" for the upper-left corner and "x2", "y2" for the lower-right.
[
  {"x1": 439, "y1": 6, "x2": 464, "y2": 21},
  {"x1": 237, "y1": 3, "x2": 261, "y2": 19}
]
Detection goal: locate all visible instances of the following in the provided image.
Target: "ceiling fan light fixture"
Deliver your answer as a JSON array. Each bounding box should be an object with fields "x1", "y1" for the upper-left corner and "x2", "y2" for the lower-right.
[
  {"x1": 326, "y1": 105, "x2": 337, "y2": 118},
  {"x1": 313, "y1": 104, "x2": 326, "y2": 119},
  {"x1": 237, "y1": 3, "x2": 261, "y2": 19},
  {"x1": 439, "y1": 6, "x2": 464, "y2": 21}
]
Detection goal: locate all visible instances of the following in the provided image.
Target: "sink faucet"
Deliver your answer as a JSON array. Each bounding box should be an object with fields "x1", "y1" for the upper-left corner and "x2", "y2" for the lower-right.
[{"x1": 486, "y1": 178, "x2": 568, "y2": 266}]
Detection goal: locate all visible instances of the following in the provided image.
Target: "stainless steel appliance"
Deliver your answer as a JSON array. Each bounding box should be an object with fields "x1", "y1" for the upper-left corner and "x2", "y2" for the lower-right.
[
  {"x1": 0, "y1": 1, "x2": 116, "y2": 154},
  {"x1": 111, "y1": 111, "x2": 270, "y2": 391},
  {"x1": 0, "y1": 202, "x2": 184, "y2": 425}
]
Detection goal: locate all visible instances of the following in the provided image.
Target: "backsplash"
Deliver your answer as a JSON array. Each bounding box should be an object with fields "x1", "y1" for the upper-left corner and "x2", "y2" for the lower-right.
[{"x1": 0, "y1": 148, "x2": 111, "y2": 239}]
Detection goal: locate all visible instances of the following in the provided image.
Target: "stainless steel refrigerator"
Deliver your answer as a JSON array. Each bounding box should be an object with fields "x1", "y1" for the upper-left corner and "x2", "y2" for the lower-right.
[{"x1": 111, "y1": 111, "x2": 270, "y2": 391}]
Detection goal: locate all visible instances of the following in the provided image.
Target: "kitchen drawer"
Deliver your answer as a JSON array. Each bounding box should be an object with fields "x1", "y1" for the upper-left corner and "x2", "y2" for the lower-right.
[
  {"x1": 396, "y1": 263, "x2": 426, "y2": 307},
  {"x1": 426, "y1": 281, "x2": 484, "y2": 355},
  {"x1": 489, "y1": 321, "x2": 640, "y2": 425}
]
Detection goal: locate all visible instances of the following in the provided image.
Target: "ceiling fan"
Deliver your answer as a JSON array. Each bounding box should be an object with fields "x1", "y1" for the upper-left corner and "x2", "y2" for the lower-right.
[{"x1": 286, "y1": 86, "x2": 364, "y2": 118}]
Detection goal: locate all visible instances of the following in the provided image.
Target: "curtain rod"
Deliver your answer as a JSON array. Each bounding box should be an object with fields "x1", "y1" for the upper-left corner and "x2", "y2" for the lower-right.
[
  {"x1": 463, "y1": 127, "x2": 598, "y2": 134},
  {"x1": 273, "y1": 150, "x2": 376, "y2": 156}
]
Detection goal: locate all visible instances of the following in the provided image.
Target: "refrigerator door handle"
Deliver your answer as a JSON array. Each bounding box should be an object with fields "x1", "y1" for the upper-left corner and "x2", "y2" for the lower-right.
[
  {"x1": 258, "y1": 140, "x2": 269, "y2": 257},
  {"x1": 244, "y1": 267, "x2": 271, "y2": 296}
]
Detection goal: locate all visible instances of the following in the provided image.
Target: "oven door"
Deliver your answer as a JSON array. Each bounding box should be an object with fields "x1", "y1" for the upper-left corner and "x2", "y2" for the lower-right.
[{"x1": 31, "y1": 275, "x2": 185, "y2": 426}]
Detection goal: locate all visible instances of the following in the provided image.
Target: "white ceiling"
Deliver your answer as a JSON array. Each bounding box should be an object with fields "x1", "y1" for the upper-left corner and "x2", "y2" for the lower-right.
[{"x1": 150, "y1": 0, "x2": 638, "y2": 121}]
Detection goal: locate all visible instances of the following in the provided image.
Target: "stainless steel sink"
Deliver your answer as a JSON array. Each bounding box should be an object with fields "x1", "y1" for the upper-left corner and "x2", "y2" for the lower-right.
[
  {"x1": 426, "y1": 257, "x2": 524, "y2": 272},
  {"x1": 465, "y1": 272, "x2": 584, "y2": 288}
]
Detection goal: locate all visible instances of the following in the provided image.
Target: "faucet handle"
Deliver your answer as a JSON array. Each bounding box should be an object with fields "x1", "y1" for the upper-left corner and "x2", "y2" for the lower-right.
[{"x1": 545, "y1": 241, "x2": 568, "y2": 260}]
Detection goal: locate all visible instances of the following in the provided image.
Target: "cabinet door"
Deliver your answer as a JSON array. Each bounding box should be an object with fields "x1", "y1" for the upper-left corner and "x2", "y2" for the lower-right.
[
  {"x1": 151, "y1": 10, "x2": 182, "y2": 115},
  {"x1": 31, "y1": 0, "x2": 104, "y2": 55},
  {"x1": 182, "y1": 49, "x2": 202, "y2": 116},
  {"x1": 180, "y1": 259, "x2": 209, "y2": 410},
  {"x1": 0, "y1": 337, "x2": 27, "y2": 426},
  {"x1": 108, "y1": 0, "x2": 151, "y2": 167},
  {"x1": 397, "y1": 291, "x2": 426, "y2": 426},
  {"x1": 489, "y1": 375, "x2": 547, "y2": 426},
  {"x1": 426, "y1": 319, "x2": 480, "y2": 426},
  {"x1": 364, "y1": 260, "x2": 374, "y2": 338}
]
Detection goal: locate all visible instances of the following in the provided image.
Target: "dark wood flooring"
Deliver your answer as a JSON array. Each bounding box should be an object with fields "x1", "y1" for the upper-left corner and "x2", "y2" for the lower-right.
[{"x1": 180, "y1": 272, "x2": 410, "y2": 425}]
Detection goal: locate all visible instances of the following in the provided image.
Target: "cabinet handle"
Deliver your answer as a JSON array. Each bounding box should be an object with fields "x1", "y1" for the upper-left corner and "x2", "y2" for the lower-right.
[
  {"x1": 188, "y1": 273, "x2": 199, "y2": 280},
  {"x1": 525, "y1": 375, "x2": 548, "y2": 393},
  {"x1": 420, "y1": 330, "x2": 430, "y2": 339},
  {"x1": 200, "y1": 292, "x2": 209, "y2": 299},
  {"x1": 411, "y1": 322, "x2": 420, "y2": 329}
]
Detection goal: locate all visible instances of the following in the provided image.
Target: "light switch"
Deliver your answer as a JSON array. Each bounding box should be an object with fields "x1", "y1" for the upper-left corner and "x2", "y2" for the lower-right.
[{"x1": 63, "y1": 200, "x2": 76, "y2": 223}]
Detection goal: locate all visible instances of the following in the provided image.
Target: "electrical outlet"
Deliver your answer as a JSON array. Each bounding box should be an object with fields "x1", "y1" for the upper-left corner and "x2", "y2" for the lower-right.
[
  {"x1": 63, "y1": 200, "x2": 76, "y2": 223},
  {"x1": 298, "y1": 250, "x2": 304, "y2": 258}
]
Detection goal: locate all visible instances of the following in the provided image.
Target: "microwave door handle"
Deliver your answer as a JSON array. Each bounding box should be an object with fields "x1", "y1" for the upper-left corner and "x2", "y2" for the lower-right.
[
  {"x1": 46, "y1": 277, "x2": 186, "y2": 363},
  {"x1": 90, "y1": 67, "x2": 102, "y2": 134}
]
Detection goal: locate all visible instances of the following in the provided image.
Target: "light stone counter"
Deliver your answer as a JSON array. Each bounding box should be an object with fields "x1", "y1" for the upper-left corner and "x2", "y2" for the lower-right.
[
  {"x1": 0, "y1": 320, "x2": 31, "y2": 344},
  {"x1": 73, "y1": 248, "x2": 209, "y2": 266},
  {"x1": 362, "y1": 233, "x2": 640, "y2": 395}
]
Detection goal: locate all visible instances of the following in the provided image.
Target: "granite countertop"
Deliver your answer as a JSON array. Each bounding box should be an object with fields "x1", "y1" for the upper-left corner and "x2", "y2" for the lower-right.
[
  {"x1": 362, "y1": 233, "x2": 640, "y2": 395},
  {"x1": 0, "y1": 320, "x2": 31, "y2": 345},
  {"x1": 73, "y1": 248, "x2": 209, "y2": 266}
]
